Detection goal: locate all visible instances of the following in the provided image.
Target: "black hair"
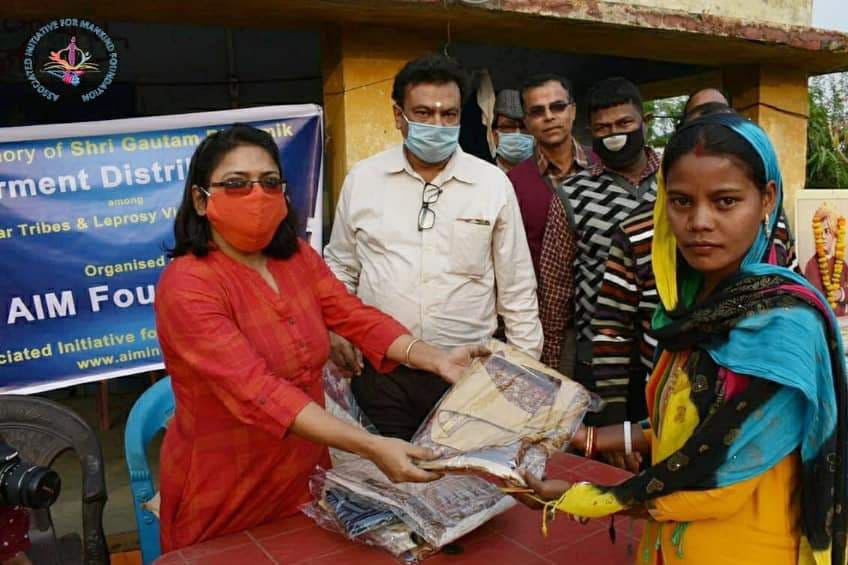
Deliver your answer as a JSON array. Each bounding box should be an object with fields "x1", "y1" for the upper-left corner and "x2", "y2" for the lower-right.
[
  {"x1": 679, "y1": 101, "x2": 733, "y2": 127},
  {"x1": 520, "y1": 73, "x2": 574, "y2": 104},
  {"x1": 167, "y1": 123, "x2": 299, "y2": 259},
  {"x1": 682, "y1": 87, "x2": 731, "y2": 113},
  {"x1": 662, "y1": 117, "x2": 767, "y2": 192},
  {"x1": 391, "y1": 54, "x2": 469, "y2": 106},
  {"x1": 586, "y1": 77, "x2": 643, "y2": 118}
]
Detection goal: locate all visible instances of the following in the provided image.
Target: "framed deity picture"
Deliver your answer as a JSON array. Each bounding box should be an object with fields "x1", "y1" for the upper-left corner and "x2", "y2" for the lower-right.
[{"x1": 795, "y1": 191, "x2": 848, "y2": 341}]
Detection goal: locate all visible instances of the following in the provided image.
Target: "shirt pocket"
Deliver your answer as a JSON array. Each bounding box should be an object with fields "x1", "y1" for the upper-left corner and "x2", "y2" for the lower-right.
[{"x1": 448, "y1": 219, "x2": 492, "y2": 278}]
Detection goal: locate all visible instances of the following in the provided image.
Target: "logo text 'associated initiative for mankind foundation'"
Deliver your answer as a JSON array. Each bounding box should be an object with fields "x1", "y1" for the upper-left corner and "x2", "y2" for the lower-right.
[{"x1": 24, "y1": 19, "x2": 119, "y2": 103}]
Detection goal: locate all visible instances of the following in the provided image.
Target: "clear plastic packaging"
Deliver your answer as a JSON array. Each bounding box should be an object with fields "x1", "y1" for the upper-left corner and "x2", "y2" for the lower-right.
[
  {"x1": 323, "y1": 361, "x2": 379, "y2": 466},
  {"x1": 412, "y1": 339, "x2": 600, "y2": 485},
  {"x1": 319, "y1": 458, "x2": 515, "y2": 548}
]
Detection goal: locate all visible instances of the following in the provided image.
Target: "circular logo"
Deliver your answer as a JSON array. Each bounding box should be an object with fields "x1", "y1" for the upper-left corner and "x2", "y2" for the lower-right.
[{"x1": 23, "y1": 18, "x2": 118, "y2": 103}]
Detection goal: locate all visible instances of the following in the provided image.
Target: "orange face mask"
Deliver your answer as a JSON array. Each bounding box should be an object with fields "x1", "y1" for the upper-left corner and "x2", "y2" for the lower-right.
[{"x1": 203, "y1": 186, "x2": 288, "y2": 253}]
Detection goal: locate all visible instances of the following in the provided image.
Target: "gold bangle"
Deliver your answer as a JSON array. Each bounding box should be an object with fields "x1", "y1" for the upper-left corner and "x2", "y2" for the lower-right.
[{"x1": 404, "y1": 338, "x2": 422, "y2": 367}]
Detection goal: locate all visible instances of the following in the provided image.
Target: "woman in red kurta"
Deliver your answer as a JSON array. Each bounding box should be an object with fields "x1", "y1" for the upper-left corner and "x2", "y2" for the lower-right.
[{"x1": 156, "y1": 125, "x2": 485, "y2": 551}]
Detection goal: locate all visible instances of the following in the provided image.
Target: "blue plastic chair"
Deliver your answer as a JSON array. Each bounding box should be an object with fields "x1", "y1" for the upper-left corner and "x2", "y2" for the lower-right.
[{"x1": 124, "y1": 377, "x2": 174, "y2": 565}]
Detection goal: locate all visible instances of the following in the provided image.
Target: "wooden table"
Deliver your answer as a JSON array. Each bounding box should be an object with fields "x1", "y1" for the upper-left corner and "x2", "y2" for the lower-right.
[{"x1": 154, "y1": 453, "x2": 644, "y2": 565}]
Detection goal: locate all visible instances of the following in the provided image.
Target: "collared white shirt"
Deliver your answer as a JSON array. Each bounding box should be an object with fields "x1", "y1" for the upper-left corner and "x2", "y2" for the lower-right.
[{"x1": 325, "y1": 145, "x2": 542, "y2": 358}]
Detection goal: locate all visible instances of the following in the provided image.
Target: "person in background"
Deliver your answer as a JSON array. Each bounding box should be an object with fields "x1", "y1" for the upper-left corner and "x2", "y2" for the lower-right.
[
  {"x1": 491, "y1": 89, "x2": 534, "y2": 173},
  {"x1": 539, "y1": 77, "x2": 658, "y2": 402},
  {"x1": 507, "y1": 73, "x2": 593, "y2": 374},
  {"x1": 155, "y1": 124, "x2": 487, "y2": 550},
  {"x1": 325, "y1": 55, "x2": 542, "y2": 441},
  {"x1": 680, "y1": 87, "x2": 730, "y2": 124},
  {"x1": 0, "y1": 506, "x2": 31, "y2": 565},
  {"x1": 590, "y1": 98, "x2": 731, "y2": 430},
  {"x1": 523, "y1": 112, "x2": 847, "y2": 565}
]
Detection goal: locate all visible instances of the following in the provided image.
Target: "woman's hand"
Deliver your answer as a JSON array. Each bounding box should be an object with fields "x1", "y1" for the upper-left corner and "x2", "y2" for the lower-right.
[
  {"x1": 518, "y1": 472, "x2": 590, "y2": 524},
  {"x1": 365, "y1": 436, "x2": 441, "y2": 483},
  {"x1": 434, "y1": 345, "x2": 490, "y2": 384},
  {"x1": 524, "y1": 471, "x2": 572, "y2": 501},
  {"x1": 329, "y1": 332, "x2": 363, "y2": 376},
  {"x1": 570, "y1": 424, "x2": 587, "y2": 453},
  {"x1": 512, "y1": 470, "x2": 572, "y2": 510}
]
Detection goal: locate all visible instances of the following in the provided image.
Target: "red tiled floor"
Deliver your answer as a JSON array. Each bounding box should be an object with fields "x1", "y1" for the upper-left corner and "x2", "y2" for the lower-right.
[
  {"x1": 497, "y1": 502, "x2": 606, "y2": 556},
  {"x1": 248, "y1": 513, "x2": 314, "y2": 539},
  {"x1": 258, "y1": 520, "x2": 351, "y2": 562},
  {"x1": 307, "y1": 541, "x2": 407, "y2": 564},
  {"x1": 545, "y1": 527, "x2": 638, "y2": 565},
  {"x1": 178, "y1": 531, "x2": 253, "y2": 560},
  {"x1": 426, "y1": 533, "x2": 555, "y2": 565},
  {"x1": 195, "y1": 542, "x2": 276, "y2": 565},
  {"x1": 581, "y1": 460, "x2": 634, "y2": 486}
]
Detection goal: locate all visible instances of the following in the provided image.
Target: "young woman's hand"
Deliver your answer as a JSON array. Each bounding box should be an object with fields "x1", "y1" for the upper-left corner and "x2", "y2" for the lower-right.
[
  {"x1": 512, "y1": 470, "x2": 572, "y2": 510},
  {"x1": 524, "y1": 472, "x2": 572, "y2": 501},
  {"x1": 366, "y1": 436, "x2": 441, "y2": 483},
  {"x1": 570, "y1": 424, "x2": 587, "y2": 453},
  {"x1": 434, "y1": 344, "x2": 490, "y2": 383}
]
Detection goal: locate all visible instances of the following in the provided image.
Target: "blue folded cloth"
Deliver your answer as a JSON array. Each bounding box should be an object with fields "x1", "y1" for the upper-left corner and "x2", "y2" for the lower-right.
[{"x1": 325, "y1": 488, "x2": 399, "y2": 537}]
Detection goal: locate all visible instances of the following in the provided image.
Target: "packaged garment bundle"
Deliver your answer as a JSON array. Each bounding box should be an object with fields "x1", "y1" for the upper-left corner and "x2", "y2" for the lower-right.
[
  {"x1": 324, "y1": 488, "x2": 400, "y2": 537},
  {"x1": 323, "y1": 361, "x2": 379, "y2": 466},
  {"x1": 412, "y1": 339, "x2": 599, "y2": 485},
  {"x1": 302, "y1": 459, "x2": 514, "y2": 560},
  {"x1": 301, "y1": 496, "x2": 425, "y2": 563}
]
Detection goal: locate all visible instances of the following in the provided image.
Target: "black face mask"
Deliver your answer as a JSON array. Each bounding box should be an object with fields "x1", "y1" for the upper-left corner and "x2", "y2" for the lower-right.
[{"x1": 592, "y1": 126, "x2": 645, "y2": 170}]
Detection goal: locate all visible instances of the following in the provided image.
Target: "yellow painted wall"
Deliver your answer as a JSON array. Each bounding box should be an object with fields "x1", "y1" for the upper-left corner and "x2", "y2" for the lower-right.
[
  {"x1": 603, "y1": 0, "x2": 812, "y2": 27},
  {"x1": 724, "y1": 64, "x2": 809, "y2": 228}
]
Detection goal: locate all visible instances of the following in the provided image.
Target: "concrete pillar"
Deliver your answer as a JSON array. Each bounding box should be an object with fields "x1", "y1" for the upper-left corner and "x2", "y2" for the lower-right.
[
  {"x1": 723, "y1": 64, "x2": 809, "y2": 229},
  {"x1": 321, "y1": 26, "x2": 437, "y2": 209}
]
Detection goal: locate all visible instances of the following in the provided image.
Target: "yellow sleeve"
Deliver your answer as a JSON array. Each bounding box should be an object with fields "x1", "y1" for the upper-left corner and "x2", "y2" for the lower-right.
[{"x1": 648, "y1": 473, "x2": 762, "y2": 522}]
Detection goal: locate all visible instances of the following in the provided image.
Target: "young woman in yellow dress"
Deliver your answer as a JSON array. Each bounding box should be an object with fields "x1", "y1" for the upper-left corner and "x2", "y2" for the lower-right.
[{"x1": 524, "y1": 112, "x2": 846, "y2": 565}]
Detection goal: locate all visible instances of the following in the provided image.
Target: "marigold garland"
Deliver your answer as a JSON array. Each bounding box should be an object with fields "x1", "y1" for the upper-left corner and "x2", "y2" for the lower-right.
[{"x1": 813, "y1": 215, "x2": 847, "y2": 310}]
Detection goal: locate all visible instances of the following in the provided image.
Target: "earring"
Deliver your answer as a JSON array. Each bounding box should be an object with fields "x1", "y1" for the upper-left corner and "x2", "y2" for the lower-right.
[{"x1": 763, "y1": 213, "x2": 770, "y2": 228}]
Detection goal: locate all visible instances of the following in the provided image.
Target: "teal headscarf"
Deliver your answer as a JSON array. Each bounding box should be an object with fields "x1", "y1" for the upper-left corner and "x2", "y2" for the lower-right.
[{"x1": 651, "y1": 113, "x2": 846, "y2": 564}]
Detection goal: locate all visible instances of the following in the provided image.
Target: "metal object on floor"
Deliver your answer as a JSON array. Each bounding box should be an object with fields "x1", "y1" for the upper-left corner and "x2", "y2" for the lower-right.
[
  {"x1": 0, "y1": 394, "x2": 110, "y2": 565},
  {"x1": 124, "y1": 377, "x2": 174, "y2": 565}
]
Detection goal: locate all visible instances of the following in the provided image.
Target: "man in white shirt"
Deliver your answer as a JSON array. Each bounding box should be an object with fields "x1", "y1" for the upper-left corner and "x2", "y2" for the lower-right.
[{"x1": 325, "y1": 55, "x2": 542, "y2": 440}]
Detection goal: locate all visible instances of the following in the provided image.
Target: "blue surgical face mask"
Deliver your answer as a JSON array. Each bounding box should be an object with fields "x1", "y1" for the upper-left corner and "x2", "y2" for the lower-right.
[
  {"x1": 496, "y1": 132, "x2": 535, "y2": 163},
  {"x1": 402, "y1": 113, "x2": 460, "y2": 164}
]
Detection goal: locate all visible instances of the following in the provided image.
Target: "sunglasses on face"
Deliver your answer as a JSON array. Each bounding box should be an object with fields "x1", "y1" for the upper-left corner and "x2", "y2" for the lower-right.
[
  {"x1": 525, "y1": 100, "x2": 572, "y2": 119},
  {"x1": 207, "y1": 177, "x2": 287, "y2": 196}
]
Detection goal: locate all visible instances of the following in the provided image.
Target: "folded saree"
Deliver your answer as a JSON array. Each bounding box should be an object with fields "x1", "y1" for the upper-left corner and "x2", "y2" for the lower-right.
[{"x1": 412, "y1": 339, "x2": 598, "y2": 485}]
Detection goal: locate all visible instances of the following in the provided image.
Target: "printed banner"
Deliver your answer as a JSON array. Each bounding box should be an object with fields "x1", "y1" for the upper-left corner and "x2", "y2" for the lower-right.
[{"x1": 0, "y1": 105, "x2": 324, "y2": 393}]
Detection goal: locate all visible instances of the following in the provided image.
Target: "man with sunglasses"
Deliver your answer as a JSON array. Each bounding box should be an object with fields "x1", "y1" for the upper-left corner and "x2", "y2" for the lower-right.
[
  {"x1": 325, "y1": 55, "x2": 542, "y2": 441},
  {"x1": 538, "y1": 77, "x2": 660, "y2": 426},
  {"x1": 507, "y1": 74, "x2": 594, "y2": 375}
]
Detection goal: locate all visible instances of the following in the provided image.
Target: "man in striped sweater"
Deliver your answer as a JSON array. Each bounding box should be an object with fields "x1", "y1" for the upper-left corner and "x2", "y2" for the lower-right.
[{"x1": 539, "y1": 78, "x2": 659, "y2": 412}]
